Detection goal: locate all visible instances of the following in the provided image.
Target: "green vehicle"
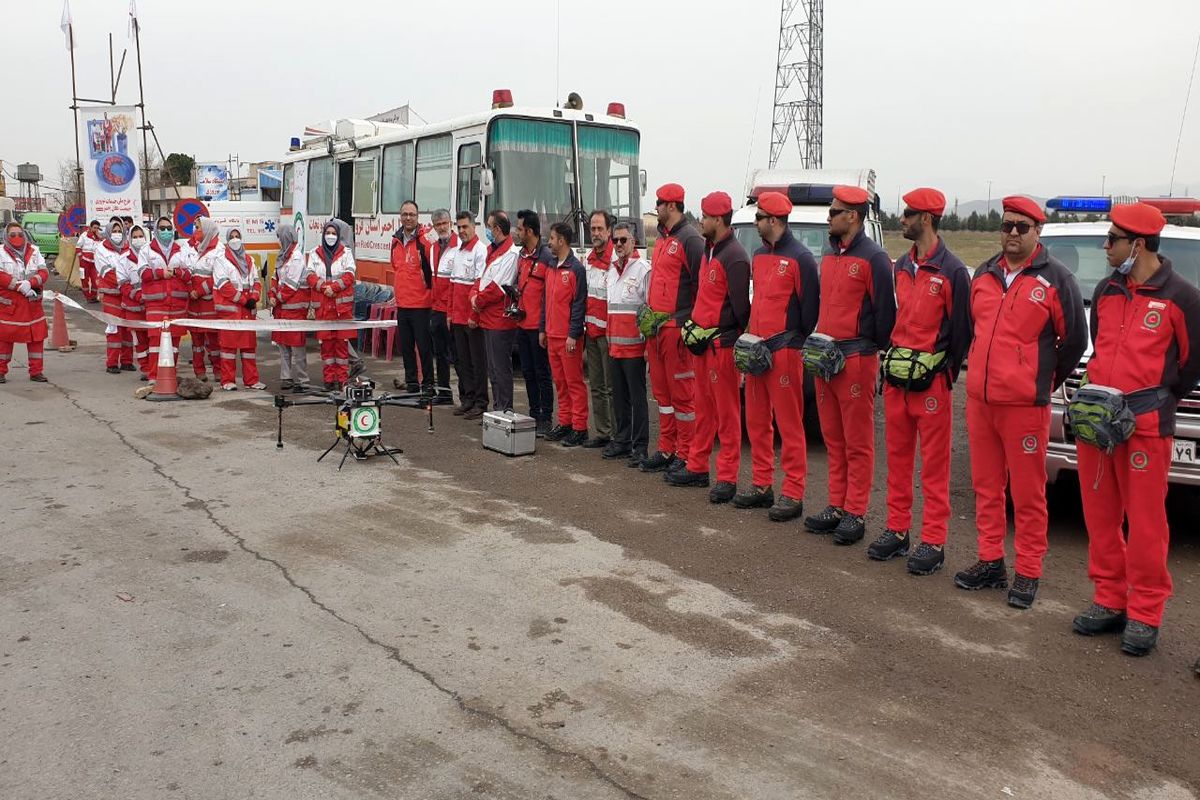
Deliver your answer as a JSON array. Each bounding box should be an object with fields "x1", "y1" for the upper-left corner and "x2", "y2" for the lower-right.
[{"x1": 20, "y1": 212, "x2": 61, "y2": 258}]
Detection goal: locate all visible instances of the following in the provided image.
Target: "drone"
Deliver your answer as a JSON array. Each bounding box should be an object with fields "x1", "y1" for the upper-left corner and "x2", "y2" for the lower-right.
[{"x1": 274, "y1": 377, "x2": 433, "y2": 470}]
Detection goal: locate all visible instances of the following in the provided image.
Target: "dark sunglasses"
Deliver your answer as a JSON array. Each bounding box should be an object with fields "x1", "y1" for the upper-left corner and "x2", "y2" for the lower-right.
[
  {"x1": 828, "y1": 207, "x2": 850, "y2": 219},
  {"x1": 612, "y1": 236, "x2": 631, "y2": 244},
  {"x1": 156, "y1": 226, "x2": 172, "y2": 232},
  {"x1": 1000, "y1": 220, "x2": 1034, "y2": 235},
  {"x1": 754, "y1": 213, "x2": 772, "y2": 222},
  {"x1": 901, "y1": 208, "x2": 923, "y2": 218},
  {"x1": 1106, "y1": 232, "x2": 1135, "y2": 246}
]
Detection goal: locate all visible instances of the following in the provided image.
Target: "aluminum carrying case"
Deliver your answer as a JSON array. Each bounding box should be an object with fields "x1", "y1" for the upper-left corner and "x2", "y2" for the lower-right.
[{"x1": 481, "y1": 411, "x2": 537, "y2": 456}]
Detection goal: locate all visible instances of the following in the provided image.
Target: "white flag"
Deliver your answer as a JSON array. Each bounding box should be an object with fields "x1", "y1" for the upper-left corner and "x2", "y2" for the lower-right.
[
  {"x1": 127, "y1": 0, "x2": 139, "y2": 39},
  {"x1": 61, "y1": 0, "x2": 73, "y2": 51}
]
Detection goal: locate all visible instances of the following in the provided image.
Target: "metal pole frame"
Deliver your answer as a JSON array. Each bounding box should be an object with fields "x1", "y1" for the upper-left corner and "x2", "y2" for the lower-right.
[{"x1": 769, "y1": 0, "x2": 824, "y2": 170}]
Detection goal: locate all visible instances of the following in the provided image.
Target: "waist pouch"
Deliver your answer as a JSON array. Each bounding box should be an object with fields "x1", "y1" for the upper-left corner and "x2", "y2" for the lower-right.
[
  {"x1": 681, "y1": 319, "x2": 720, "y2": 356},
  {"x1": 734, "y1": 331, "x2": 795, "y2": 375},
  {"x1": 637, "y1": 305, "x2": 672, "y2": 339},
  {"x1": 802, "y1": 333, "x2": 846, "y2": 380},
  {"x1": 882, "y1": 347, "x2": 947, "y2": 392},
  {"x1": 1066, "y1": 382, "x2": 1167, "y2": 453}
]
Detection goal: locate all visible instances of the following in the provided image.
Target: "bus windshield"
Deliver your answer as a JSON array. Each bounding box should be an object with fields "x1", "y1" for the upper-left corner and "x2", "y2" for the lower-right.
[
  {"x1": 578, "y1": 124, "x2": 640, "y2": 223},
  {"x1": 488, "y1": 118, "x2": 574, "y2": 227}
]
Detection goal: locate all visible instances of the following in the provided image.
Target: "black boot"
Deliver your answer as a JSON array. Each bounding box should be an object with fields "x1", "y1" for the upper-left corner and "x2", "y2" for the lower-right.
[
  {"x1": 626, "y1": 447, "x2": 648, "y2": 469},
  {"x1": 1007, "y1": 573, "x2": 1040, "y2": 609},
  {"x1": 832, "y1": 513, "x2": 866, "y2": 545},
  {"x1": 953, "y1": 558, "x2": 1009, "y2": 591},
  {"x1": 560, "y1": 429, "x2": 588, "y2": 447},
  {"x1": 544, "y1": 424, "x2": 571, "y2": 442},
  {"x1": 768, "y1": 495, "x2": 804, "y2": 522},
  {"x1": 1072, "y1": 602, "x2": 1127, "y2": 636},
  {"x1": 708, "y1": 481, "x2": 737, "y2": 504},
  {"x1": 602, "y1": 441, "x2": 632, "y2": 459},
  {"x1": 906, "y1": 542, "x2": 945, "y2": 576},
  {"x1": 639, "y1": 451, "x2": 674, "y2": 473},
  {"x1": 804, "y1": 505, "x2": 843, "y2": 534},
  {"x1": 666, "y1": 468, "x2": 709, "y2": 488},
  {"x1": 732, "y1": 485, "x2": 774, "y2": 509},
  {"x1": 867, "y1": 530, "x2": 910, "y2": 561},
  {"x1": 581, "y1": 435, "x2": 610, "y2": 449},
  {"x1": 1121, "y1": 620, "x2": 1159, "y2": 656}
]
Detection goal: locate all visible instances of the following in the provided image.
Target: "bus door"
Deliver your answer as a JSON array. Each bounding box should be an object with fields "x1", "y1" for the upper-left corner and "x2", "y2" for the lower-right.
[{"x1": 454, "y1": 135, "x2": 485, "y2": 224}]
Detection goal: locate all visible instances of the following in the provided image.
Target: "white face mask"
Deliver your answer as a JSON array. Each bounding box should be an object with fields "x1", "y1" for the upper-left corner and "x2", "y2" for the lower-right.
[
  {"x1": 131, "y1": 237, "x2": 145, "y2": 250},
  {"x1": 228, "y1": 238, "x2": 243, "y2": 251},
  {"x1": 1117, "y1": 243, "x2": 1138, "y2": 276},
  {"x1": 111, "y1": 232, "x2": 125, "y2": 245},
  {"x1": 324, "y1": 233, "x2": 339, "y2": 247}
]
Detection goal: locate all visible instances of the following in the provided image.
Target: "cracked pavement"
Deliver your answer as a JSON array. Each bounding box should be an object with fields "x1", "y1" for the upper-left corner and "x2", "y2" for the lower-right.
[{"x1": 2, "y1": 315, "x2": 1199, "y2": 799}]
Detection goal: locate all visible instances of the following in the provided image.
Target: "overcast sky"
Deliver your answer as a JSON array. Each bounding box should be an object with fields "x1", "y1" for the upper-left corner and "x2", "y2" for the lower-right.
[{"x1": 5, "y1": 0, "x2": 1199, "y2": 212}]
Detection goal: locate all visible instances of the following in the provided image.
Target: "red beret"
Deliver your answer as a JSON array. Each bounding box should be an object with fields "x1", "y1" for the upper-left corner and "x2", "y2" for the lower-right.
[
  {"x1": 700, "y1": 191, "x2": 733, "y2": 217},
  {"x1": 902, "y1": 187, "x2": 946, "y2": 216},
  {"x1": 758, "y1": 191, "x2": 793, "y2": 218},
  {"x1": 833, "y1": 185, "x2": 870, "y2": 205},
  {"x1": 1002, "y1": 195, "x2": 1046, "y2": 223},
  {"x1": 1110, "y1": 203, "x2": 1166, "y2": 238},
  {"x1": 656, "y1": 183, "x2": 685, "y2": 204}
]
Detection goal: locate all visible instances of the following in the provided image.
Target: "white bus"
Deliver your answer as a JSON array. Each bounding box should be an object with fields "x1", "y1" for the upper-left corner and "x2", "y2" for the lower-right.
[{"x1": 280, "y1": 91, "x2": 645, "y2": 285}]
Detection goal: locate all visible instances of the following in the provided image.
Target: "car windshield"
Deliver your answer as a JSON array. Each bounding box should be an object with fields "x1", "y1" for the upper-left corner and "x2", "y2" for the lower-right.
[
  {"x1": 28, "y1": 222, "x2": 58, "y2": 235},
  {"x1": 733, "y1": 222, "x2": 830, "y2": 260},
  {"x1": 1042, "y1": 234, "x2": 1200, "y2": 301}
]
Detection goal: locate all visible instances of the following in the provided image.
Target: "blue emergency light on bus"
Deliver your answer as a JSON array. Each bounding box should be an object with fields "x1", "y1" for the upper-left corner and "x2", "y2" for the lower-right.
[{"x1": 1046, "y1": 196, "x2": 1112, "y2": 213}]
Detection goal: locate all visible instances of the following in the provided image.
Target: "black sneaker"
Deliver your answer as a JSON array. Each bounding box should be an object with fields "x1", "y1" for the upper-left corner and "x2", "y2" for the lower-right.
[
  {"x1": 664, "y1": 455, "x2": 688, "y2": 475},
  {"x1": 535, "y1": 419, "x2": 551, "y2": 438},
  {"x1": 732, "y1": 485, "x2": 774, "y2": 509},
  {"x1": 1072, "y1": 603, "x2": 1127, "y2": 636},
  {"x1": 709, "y1": 481, "x2": 737, "y2": 504},
  {"x1": 544, "y1": 424, "x2": 571, "y2": 442},
  {"x1": 581, "y1": 436, "x2": 610, "y2": 449},
  {"x1": 906, "y1": 542, "x2": 945, "y2": 576},
  {"x1": 805, "y1": 505, "x2": 844, "y2": 534},
  {"x1": 867, "y1": 530, "x2": 910, "y2": 561},
  {"x1": 106, "y1": 366, "x2": 121, "y2": 375},
  {"x1": 639, "y1": 451, "x2": 674, "y2": 473},
  {"x1": 768, "y1": 495, "x2": 804, "y2": 522},
  {"x1": 602, "y1": 441, "x2": 632, "y2": 459},
  {"x1": 1121, "y1": 620, "x2": 1159, "y2": 657},
  {"x1": 560, "y1": 429, "x2": 588, "y2": 447},
  {"x1": 453, "y1": 404, "x2": 470, "y2": 416},
  {"x1": 120, "y1": 363, "x2": 137, "y2": 372},
  {"x1": 832, "y1": 513, "x2": 866, "y2": 545},
  {"x1": 953, "y1": 559, "x2": 1008, "y2": 591},
  {"x1": 1008, "y1": 573, "x2": 1039, "y2": 609},
  {"x1": 666, "y1": 468, "x2": 709, "y2": 488},
  {"x1": 626, "y1": 447, "x2": 648, "y2": 468}
]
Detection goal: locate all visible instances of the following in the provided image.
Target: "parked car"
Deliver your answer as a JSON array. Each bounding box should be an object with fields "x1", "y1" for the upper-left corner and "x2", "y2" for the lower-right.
[
  {"x1": 19, "y1": 211, "x2": 62, "y2": 259},
  {"x1": 1041, "y1": 222, "x2": 1200, "y2": 487}
]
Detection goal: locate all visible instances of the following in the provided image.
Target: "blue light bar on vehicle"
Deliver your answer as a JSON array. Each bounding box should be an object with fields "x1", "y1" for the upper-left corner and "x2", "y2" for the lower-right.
[{"x1": 1046, "y1": 196, "x2": 1112, "y2": 213}]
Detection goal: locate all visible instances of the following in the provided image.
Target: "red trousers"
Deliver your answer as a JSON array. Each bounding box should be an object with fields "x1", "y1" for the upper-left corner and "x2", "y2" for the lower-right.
[
  {"x1": 320, "y1": 339, "x2": 349, "y2": 384},
  {"x1": 147, "y1": 329, "x2": 185, "y2": 382},
  {"x1": 548, "y1": 337, "x2": 588, "y2": 429},
  {"x1": 190, "y1": 330, "x2": 221, "y2": 378},
  {"x1": 0, "y1": 339, "x2": 44, "y2": 377},
  {"x1": 646, "y1": 327, "x2": 695, "y2": 458},
  {"x1": 124, "y1": 312, "x2": 151, "y2": 375},
  {"x1": 687, "y1": 344, "x2": 742, "y2": 481},
  {"x1": 884, "y1": 381, "x2": 953, "y2": 545},
  {"x1": 966, "y1": 398, "x2": 1050, "y2": 578},
  {"x1": 81, "y1": 259, "x2": 98, "y2": 301},
  {"x1": 217, "y1": 329, "x2": 259, "y2": 386},
  {"x1": 816, "y1": 353, "x2": 878, "y2": 516},
  {"x1": 105, "y1": 326, "x2": 133, "y2": 368},
  {"x1": 745, "y1": 347, "x2": 808, "y2": 498},
  {"x1": 1077, "y1": 434, "x2": 1173, "y2": 626}
]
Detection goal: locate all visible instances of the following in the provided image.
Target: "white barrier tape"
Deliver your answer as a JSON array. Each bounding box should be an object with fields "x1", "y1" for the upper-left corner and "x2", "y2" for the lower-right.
[{"x1": 44, "y1": 291, "x2": 396, "y2": 333}]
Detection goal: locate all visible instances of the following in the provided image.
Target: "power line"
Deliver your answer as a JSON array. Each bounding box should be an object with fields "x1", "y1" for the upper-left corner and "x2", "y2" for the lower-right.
[{"x1": 1168, "y1": 31, "x2": 1200, "y2": 196}]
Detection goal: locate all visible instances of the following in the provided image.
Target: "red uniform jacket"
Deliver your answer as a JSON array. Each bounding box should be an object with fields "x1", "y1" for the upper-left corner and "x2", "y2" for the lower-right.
[
  {"x1": 0, "y1": 243, "x2": 49, "y2": 343},
  {"x1": 747, "y1": 228, "x2": 819, "y2": 344},
  {"x1": 214, "y1": 249, "x2": 261, "y2": 320},
  {"x1": 649, "y1": 219, "x2": 705, "y2": 326},
  {"x1": 140, "y1": 241, "x2": 192, "y2": 318},
  {"x1": 430, "y1": 233, "x2": 458, "y2": 314},
  {"x1": 391, "y1": 231, "x2": 432, "y2": 309},
  {"x1": 541, "y1": 252, "x2": 588, "y2": 339},
  {"x1": 967, "y1": 244, "x2": 1087, "y2": 406},
  {"x1": 471, "y1": 236, "x2": 518, "y2": 331},
  {"x1": 1088, "y1": 256, "x2": 1200, "y2": 436},
  {"x1": 584, "y1": 241, "x2": 614, "y2": 339},
  {"x1": 815, "y1": 228, "x2": 897, "y2": 351},
  {"x1": 690, "y1": 231, "x2": 752, "y2": 346},
  {"x1": 516, "y1": 242, "x2": 552, "y2": 332},
  {"x1": 891, "y1": 237, "x2": 972, "y2": 384}
]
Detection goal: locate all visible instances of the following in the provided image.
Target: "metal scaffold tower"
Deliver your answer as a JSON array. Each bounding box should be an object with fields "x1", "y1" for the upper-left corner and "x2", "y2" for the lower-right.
[{"x1": 769, "y1": 0, "x2": 824, "y2": 169}]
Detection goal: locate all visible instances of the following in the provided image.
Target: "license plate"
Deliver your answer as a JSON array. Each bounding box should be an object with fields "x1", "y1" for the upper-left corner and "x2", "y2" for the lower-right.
[{"x1": 1174, "y1": 440, "x2": 1198, "y2": 464}]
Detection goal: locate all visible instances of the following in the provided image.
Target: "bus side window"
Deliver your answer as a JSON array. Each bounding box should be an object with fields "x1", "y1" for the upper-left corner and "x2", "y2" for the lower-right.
[
  {"x1": 415, "y1": 135, "x2": 452, "y2": 212},
  {"x1": 457, "y1": 142, "x2": 482, "y2": 219}
]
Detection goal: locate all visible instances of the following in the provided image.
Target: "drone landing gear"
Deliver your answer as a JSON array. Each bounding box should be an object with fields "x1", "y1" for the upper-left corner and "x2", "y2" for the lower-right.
[{"x1": 318, "y1": 434, "x2": 404, "y2": 471}]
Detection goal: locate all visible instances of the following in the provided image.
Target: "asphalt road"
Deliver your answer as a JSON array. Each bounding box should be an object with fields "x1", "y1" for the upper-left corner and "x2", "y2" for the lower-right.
[{"x1": 2, "y1": 301, "x2": 1198, "y2": 800}]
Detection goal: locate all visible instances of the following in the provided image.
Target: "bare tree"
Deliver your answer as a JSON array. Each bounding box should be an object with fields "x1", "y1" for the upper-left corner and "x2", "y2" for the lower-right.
[{"x1": 56, "y1": 159, "x2": 84, "y2": 210}]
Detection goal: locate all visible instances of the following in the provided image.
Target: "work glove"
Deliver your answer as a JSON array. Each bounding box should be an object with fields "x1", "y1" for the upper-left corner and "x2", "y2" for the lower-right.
[
  {"x1": 15, "y1": 280, "x2": 31, "y2": 294},
  {"x1": 23, "y1": 288, "x2": 38, "y2": 300}
]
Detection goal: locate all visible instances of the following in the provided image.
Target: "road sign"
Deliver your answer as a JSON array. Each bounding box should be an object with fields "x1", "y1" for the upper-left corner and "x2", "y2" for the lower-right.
[
  {"x1": 173, "y1": 198, "x2": 210, "y2": 236},
  {"x1": 59, "y1": 205, "x2": 86, "y2": 237}
]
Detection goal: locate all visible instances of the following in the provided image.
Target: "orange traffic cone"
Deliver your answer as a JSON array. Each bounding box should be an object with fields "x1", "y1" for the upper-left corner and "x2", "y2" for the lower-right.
[
  {"x1": 146, "y1": 326, "x2": 182, "y2": 402},
  {"x1": 51, "y1": 296, "x2": 76, "y2": 352}
]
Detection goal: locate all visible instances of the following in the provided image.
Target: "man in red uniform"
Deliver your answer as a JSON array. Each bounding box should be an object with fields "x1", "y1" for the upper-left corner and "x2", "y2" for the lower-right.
[
  {"x1": 540, "y1": 222, "x2": 589, "y2": 446},
  {"x1": 643, "y1": 183, "x2": 705, "y2": 473},
  {"x1": 668, "y1": 191, "x2": 751, "y2": 502},
  {"x1": 804, "y1": 185, "x2": 896, "y2": 543},
  {"x1": 1072, "y1": 203, "x2": 1200, "y2": 655},
  {"x1": 390, "y1": 200, "x2": 434, "y2": 395},
  {"x1": 868, "y1": 188, "x2": 971, "y2": 575},
  {"x1": 732, "y1": 192, "x2": 820, "y2": 520},
  {"x1": 515, "y1": 209, "x2": 555, "y2": 435},
  {"x1": 954, "y1": 195, "x2": 1086, "y2": 609}
]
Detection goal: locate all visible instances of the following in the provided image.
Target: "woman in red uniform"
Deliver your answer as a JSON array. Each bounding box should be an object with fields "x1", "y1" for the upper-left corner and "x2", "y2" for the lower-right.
[
  {"x1": 212, "y1": 228, "x2": 264, "y2": 390},
  {"x1": 268, "y1": 225, "x2": 313, "y2": 392},
  {"x1": 0, "y1": 222, "x2": 50, "y2": 383}
]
